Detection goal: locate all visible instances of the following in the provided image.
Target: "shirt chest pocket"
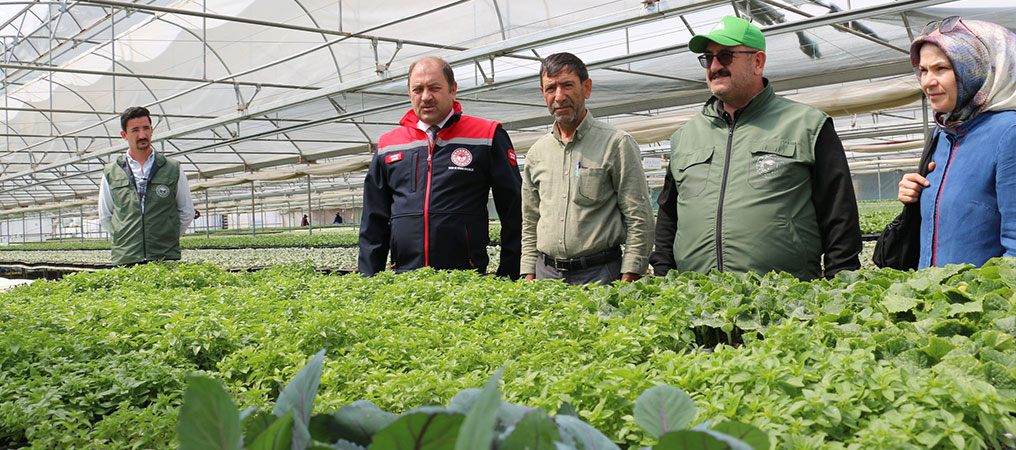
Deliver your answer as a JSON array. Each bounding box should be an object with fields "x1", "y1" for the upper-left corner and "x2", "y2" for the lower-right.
[
  {"x1": 384, "y1": 151, "x2": 422, "y2": 192},
  {"x1": 574, "y1": 167, "x2": 611, "y2": 206},
  {"x1": 748, "y1": 140, "x2": 808, "y2": 191},
  {"x1": 672, "y1": 146, "x2": 714, "y2": 200}
]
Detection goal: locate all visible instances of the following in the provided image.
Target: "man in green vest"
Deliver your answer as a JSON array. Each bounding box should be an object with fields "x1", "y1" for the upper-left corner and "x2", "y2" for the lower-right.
[
  {"x1": 650, "y1": 16, "x2": 861, "y2": 280},
  {"x1": 98, "y1": 106, "x2": 194, "y2": 266}
]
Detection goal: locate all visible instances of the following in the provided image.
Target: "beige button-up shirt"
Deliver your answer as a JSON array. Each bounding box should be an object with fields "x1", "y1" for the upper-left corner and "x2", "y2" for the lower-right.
[{"x1": 521, "y1": 112, "x2": 654, "y2": 275}]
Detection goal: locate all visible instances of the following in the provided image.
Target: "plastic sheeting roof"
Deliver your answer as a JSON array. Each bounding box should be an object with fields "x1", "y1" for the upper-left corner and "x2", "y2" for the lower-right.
[{"x1": 1, "y1": 0, "x2": 1014, "y2": 218}]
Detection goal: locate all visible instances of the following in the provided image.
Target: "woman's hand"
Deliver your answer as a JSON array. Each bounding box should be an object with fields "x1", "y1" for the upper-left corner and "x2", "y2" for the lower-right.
[{"x1": 898, "y1": 162, "x2": 936, "y2": 204}]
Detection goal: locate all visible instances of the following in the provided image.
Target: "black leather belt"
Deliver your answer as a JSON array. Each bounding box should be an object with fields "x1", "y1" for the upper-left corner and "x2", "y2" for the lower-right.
[{"x1": 541, "y1": 247, "x2": 622, "y2": 271}]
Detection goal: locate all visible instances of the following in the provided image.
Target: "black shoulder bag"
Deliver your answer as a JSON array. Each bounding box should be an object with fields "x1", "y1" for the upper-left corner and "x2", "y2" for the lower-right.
[{"x1": 872, "y1": 132, "x2": 939, "y2": 269}]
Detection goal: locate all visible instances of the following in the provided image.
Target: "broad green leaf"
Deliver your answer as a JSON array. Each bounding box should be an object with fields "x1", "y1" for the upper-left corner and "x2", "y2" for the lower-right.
[
  {"x1": 556, "y1": 403, "x2": 578, "y2": 417},
  {"x1": 454, "y1": 367, "x2": 503, "y2": 450},
  {"x1": 368, "y1": 411, "x2": 464, "y2": 450},
  {"x1": 246, "y1": 410, "x2": 279, "y2": 447},
  {"x1": 709, "y1": 421, "x2": 770, "y2": 450},
  {"x1": 274, "y1": 349, "x2": 326, "y2": 450},
  {"x1": 501, "y1": 409, "x2": 559, "y2": 450},
  {"x1": 654, "y1": 430, "x2": 728, "y2": 450},
  {"x1": 881, "y1": 295, "x2": 918, "y2": 313},
  {"x1": 555, "y1": 414, "x2": 620, "y2": 450},
  {"x1": 634, "y1": 385, "x2": 696, "y2": 438},
  {"x1": 921, "y1": 336, "x2": 955, "y2": 360},
  {"x1": 929, "y1": 320, "x2": 976, "y2": 337},
  {"x1": 249, "y1": 411, "x2": 294, "y2": 450},
  {"x1": 977, "y1": 330, "x2": 1015, "y2": 351},
  {"x1": 330, "y1": 440, "x2": 368, "y2": 450},
  {"x1": 995, "y1": 316, "x2": 1016, "y2": 334},
  {"x1": 947, "y1": 300, "x2": 982, "y2": 317},
  {"x1": 447, "y1": 389, "x2": 481, "y2": 414},
  {"x1": 323, "y1": 400, "x2": 399, "y2": 446},
  {"x1": 496, "y1": 401, "x2": 533, "y2": 429},
  {"x1": 177, "y1": 375, "x2": 242, "y2": 450}
]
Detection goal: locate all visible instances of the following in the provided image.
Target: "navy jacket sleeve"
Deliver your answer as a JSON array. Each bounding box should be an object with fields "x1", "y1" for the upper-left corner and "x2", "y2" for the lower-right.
[
  {"x1": 489, "y1": 126, "x2": 522, "y2": 279},
  {"x1": 650, "y1": 165, "x2": 678, "y2": 276},
  {"x1": 358, "y1": 152, "x2": 392, "y2": 276},
  {"x1": 811, "y1": 118, "x2": 862, "y2": 278}
]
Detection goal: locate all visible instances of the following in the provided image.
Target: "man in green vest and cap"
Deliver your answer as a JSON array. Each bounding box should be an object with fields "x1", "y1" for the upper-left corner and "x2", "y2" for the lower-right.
[
  {"x1": 650, "y1": 16, "x2": 861, "y2": 280},
  {"x1": 99, "y1": 106, "x2": 194, "y2": 266}
]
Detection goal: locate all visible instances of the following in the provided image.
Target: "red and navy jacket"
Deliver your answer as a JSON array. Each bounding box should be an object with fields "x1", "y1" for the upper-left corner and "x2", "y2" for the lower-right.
[{"x1": 358, "y1": 102, "x2": 522, "y2": 278}]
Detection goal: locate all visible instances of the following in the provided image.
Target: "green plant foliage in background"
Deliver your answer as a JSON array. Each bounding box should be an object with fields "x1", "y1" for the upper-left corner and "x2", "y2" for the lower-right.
[
  {"x1": 857, "y1": 199, "x2": 901, "y2": 234},
  {"x1": 1, "y1": 260, "x2": 1015, "y2": 448}
]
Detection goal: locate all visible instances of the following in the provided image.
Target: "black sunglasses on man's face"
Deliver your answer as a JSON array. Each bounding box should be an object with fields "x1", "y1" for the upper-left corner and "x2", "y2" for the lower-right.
[{"x1": 697, "y1": 50, "x2": 758, "y2": 69}]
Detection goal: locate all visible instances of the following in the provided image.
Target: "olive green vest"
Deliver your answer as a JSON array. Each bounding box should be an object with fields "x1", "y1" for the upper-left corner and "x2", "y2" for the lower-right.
[
  {"x1": 103, "y1": 153, "x2": 182, "y2": 266},
  {"x1": 669, "y1": 84, "x2": 828, "y2": 280}
]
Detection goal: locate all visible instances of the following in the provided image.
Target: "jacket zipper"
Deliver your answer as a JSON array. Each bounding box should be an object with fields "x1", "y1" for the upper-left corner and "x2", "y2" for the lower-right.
[
  {"x1": 424, "y1": 134, "x2": 435, "y2": 267},
  {"x1": 716, "y1": 115, "x2": 736, "y2": 272},
  {"x1": 931, "y1": 131, "x2": 964, "y2": 266}
]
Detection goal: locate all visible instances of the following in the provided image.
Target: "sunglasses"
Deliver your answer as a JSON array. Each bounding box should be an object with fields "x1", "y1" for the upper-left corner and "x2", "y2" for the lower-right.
[
  {"x1": 697, "y1": 50, "x2": 758, "y2": 68},
  {"x1": 921, "y1": 16, "x2": 965, "y2": 36}
]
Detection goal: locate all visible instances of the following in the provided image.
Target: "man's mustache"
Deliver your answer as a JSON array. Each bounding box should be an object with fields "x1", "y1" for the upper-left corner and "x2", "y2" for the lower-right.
[{"x1": 709, "y1": 69, "x2": 731, "y2": 80}]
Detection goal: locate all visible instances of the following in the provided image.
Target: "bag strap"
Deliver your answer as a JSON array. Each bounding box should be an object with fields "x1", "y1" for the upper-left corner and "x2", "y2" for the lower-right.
[{"x1": 917, "y1": 131, "x2": 940, "y2": 177}]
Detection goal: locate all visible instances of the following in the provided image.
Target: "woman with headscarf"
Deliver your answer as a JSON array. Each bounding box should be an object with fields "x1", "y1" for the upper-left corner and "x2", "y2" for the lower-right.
[{"x1": 897, "y1": 17, "x2": 1016, "y2": 268}]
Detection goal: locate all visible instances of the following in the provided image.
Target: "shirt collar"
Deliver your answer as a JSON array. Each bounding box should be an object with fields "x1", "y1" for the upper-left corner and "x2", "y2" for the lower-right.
[
  {"x1": 416, "y1": 108, "x2": 455, "y2": 134},
  {"x1": 124, "y1": 149, "x2": 156, "y2": 174},
  {"x1": 551, "y1": 110, "x2": 594, "y2": 143}
]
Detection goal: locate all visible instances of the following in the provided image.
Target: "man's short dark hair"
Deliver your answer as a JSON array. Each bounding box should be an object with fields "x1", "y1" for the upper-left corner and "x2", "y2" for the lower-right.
[
  {"x1": 120, "y1": 106, "x2": 151, "y2": 132},
  {"x1": 408, "y1": 57, "x2": 455, "y2": 88},
  {"x1": 540, "y1": 52, "x2": 589, "y2": 84}
]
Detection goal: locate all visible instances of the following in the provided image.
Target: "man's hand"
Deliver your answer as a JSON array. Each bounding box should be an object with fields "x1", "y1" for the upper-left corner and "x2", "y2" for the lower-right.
[
  {"x1": 898, "y1": 161, "x2": 936, "y2": 204},
  {"x1": 621, "y1": 273, "x2": 641, "y2": 282},
  {"x1": 524, "y1": 274, "x2": 535, "y2": 281}
]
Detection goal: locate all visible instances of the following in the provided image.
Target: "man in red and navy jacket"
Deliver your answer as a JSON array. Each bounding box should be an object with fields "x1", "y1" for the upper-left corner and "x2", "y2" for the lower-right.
[{"x1": 358, "y1": 56, "x2": 522, "y2": 278}]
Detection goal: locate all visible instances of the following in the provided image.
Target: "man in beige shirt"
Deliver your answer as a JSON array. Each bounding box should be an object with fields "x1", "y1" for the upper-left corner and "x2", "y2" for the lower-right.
[{"x1": 521, "y1": 52, "x2": 654, "y2": 284}]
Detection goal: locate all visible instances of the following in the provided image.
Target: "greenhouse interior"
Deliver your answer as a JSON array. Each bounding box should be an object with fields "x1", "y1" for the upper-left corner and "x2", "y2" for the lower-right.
[{"x1": 2, "y1": 0, "x2": 1016, "y2": 449}]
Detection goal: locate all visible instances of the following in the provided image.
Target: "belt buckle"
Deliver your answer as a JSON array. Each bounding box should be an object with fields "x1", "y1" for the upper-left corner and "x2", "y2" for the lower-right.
[{"x1": 554, "y1": 257, "x2": 571, "y2": 271}]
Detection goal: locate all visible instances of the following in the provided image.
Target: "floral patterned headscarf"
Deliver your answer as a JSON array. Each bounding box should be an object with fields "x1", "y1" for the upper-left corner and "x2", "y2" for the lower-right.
[{"x1": 910, "y1": 19, "x2": 1016, "y2": 128}]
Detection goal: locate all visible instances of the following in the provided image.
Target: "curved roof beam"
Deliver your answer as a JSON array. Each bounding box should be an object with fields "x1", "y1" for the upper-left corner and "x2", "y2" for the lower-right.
[
  {"x1": 1, "y1": 0, "x2": 470, "y2": 166},
  {"x1": 289, "y1": 0, "x2": 343, "y2": 83},
  {"x1": 1, "y1": 95, "x2": 75, "y2": 159},
  {"x1": 74, "y1": 0, "x2": 471, "y2": 51},
  {"x1": 0, "y1": 56, "x2": 170, "y2": 157}
]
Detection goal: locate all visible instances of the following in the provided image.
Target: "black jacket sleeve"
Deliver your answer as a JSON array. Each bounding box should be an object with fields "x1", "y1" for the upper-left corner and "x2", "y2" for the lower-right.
[
  {"x1": 811, "y1": 118, "x2": 862, "y2": 278},
  {"x1": 650, "y1": 165, "x2": 678, "y2": 276},
  {"x1": 358, "y1": 152, "x2": 392, "y2": 276},
  {"x1": 489, "y1": 126, "x2": 522, "y2": 279}
]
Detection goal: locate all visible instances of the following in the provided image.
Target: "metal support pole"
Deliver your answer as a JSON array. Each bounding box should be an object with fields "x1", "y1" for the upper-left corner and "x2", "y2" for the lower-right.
[
  {"x1": 57, "y1": 209, "x2": 62, "y2": 240},
  {"x1": 79, "y1": 206, "x2": 84, "y2": 242},
  {"x1": 205, "y1": 190, "x2": 210, "y2": 238},
  {"x1": 38, "y1": 212, "x2": 43, "y2": 242},
  {"x1": 251, "y1": 181, "x2": 256, "y2": 237},
  {"x1": 21, "y1": 213, "x2": 26, "y2": 244},
  {"x1": 307, "y1": 175, "x2": 313, "y2": 235},
  {"x1": 876, "y1": 161, "x2": 882, "y2": 200}
]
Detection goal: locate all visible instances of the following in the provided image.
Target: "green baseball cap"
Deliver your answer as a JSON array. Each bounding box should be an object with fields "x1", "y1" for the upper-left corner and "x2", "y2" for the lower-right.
[{"x1": 688, "y1": 16, "x2": 766, "y2": 53}]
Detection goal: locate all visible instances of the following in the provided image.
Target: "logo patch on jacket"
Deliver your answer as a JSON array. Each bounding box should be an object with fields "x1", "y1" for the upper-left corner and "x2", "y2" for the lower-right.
[
  {"x1": 755, "y1": 155, "x2": 783, "y2": 178},
  {"x1": 385, "y1": 152, "x2": 403, "y2": 164},
  {"x1": 507, "y1": 149, "x2": 517, "y2": 166},
  {"x1": 155, "y1": 185, "x2": 171, "y2": 198},
  {"x1": 451, "y1": 148, "x2": 473, "y2": 167}
]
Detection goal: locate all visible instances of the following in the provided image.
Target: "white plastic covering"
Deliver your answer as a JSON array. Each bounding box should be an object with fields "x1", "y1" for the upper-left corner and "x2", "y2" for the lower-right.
[{"x1": 1, "y1": 0, "x2": 1014, "y2": 217}]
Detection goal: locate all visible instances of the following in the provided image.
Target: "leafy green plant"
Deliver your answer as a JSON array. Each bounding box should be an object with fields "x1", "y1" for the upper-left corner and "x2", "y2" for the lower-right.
[
  {"x1": 177, "y1": 352, "x2": 767, "y2": 450},
  {"x1": 3, "y1": 260, "x2": 1016, "y2": 448}
]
